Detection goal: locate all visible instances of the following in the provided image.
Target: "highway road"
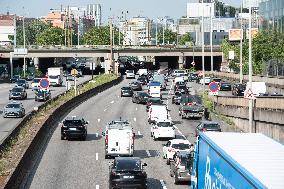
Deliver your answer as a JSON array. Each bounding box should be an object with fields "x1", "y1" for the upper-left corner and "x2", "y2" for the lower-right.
[
  {"x1": 0, "y1": 76, "x2": 91, "y2": 143},
  {"x1": 26, "y1": 76, "x2": 239, "y2": 189}
]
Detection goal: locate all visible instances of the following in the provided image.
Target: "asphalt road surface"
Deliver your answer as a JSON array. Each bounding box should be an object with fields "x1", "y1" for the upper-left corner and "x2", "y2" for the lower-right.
[
  {"x1": 0, "y1": 76, "x2": 91, "y2": 143},
  {"x1": 27, "y1": 77, "x2": 239, "y2": 189}
]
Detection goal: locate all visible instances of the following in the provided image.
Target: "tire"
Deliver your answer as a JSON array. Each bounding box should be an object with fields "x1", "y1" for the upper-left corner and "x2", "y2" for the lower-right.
[
  {"x1": 153, "y1": 135, "x2": 157, "y2": 141},
  {"x1": 82, "y1": 135, "x2": 86, "y2": 141},
  {"x1": 150, "y1": 132, "x2": 153, "y2": 137},
  {"x1": 170, "y1": 170, "x2": 174, "y2": 177},
  {"x1": 61, "y1": 135, "x2": 64, "y2": 140},
  {"x1": 181, "y1": 114, "x2": 185, "y2": 119},
  {"x1": 174, "y1": 174, "x2": 179, "y2": 184},
  {"x1": 105, "y1": 155, "x2": 109, "y2": 159},
  {"x1": 166, "y1": 158, "x2": 170, "y2": 165}
]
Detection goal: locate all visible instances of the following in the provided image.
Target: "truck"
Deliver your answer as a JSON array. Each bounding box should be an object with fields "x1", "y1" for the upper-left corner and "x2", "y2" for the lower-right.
[
  {"x1": 148, "y1": 105, "x2": 169, "y2": 124},
  {"x1": 102, "y1": 119, "x2": 135, "y2": 159},
  {"x1": 191, "y1": 132, "x2": 284, "y2": 189},
  {"x1": 148, "y1": 81, "x2": 161, "y2": 98},
  {"x1": 47, "y1": 67, "x2": 63, "y2": 86},
  {"x1": 245, "y1": 82, "x2": 266, "y2": 96}
]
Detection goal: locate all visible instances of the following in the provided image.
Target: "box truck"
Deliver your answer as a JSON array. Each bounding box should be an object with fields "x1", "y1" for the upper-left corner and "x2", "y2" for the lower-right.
[
  {"x1": 48, "y1": 67, "x2": 63, "y2": 86},
  {"x1": 191, "y1": 132, "x2": 284, "y2": 189}
]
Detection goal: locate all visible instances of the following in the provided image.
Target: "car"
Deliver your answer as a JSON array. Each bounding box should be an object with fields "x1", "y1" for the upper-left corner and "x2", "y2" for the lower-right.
[
  {"x1": 174, "y1": 81, "x2": 186, "y2": 91},
  {"x1": 151, "y1": 119, "x2": 175, "y2": 140},
  {"x1": 232, "y1": 83, "x2": 246, "y2": 96},
  {"x1": 60, "y1": 116, "x2": 89, "y2": 140},
  {"x1": 15, "y1": 79, "x2": 29, "y2": 89},
  {"x1": 67, "y1": 74, "x2": 75, "y2": 81},
  {"x1": 172, "y1": 91, "x2": 183, "y2": 105},
  {"x1": 31, "y1": 78, "x2": 42, "y2": 91},
  {"x1": 199, "y1": 77, "x2": 211, "y2": 85},
  {"x1": 163, "y1": 139, "x2": 192, "y2": 165},
  {"x1": 175, "y1": 85, "x2": 188, "y2": 94},
  {"x1": 35, "y1": 89, "x2": 51, "y2": 102},
  {"x1": 132, "y1": 91, "x2": 150, "y2": 104},
  {"x1": 170, "y1": 151, "x2": 193, "y2": 184},
  {"x1": 188, "y1": 73, "x2": 199, "y2": 82},
  {"x1": 3, "y1": 101, "x2": 25, "y2": 118},
  {"x1": 9, "y1": 87, "x2": 27, "y2": 100},
  {"x1": 178, "y1": 95, "x2": 204, "y2": 119},
  {"x1": 195, "y1": 121, "x2": 222, "y2": 136},
  {"x1": 137, "y1": 76, "x2": 148, "y2": 85},
  {"x1": 146, "y1": 97, "x2": 162, "y2": 112},
  {"x1": 172, "y1": 70, "x2": 186, "y2": 77},
  {"x1": 121, "y1": 86, "x2": 134, "y2": 97},
  {"x1": 26, "y1": 75, "x2": 35, "y2": 81},
  {"x1": 109, "y1": 157, "x2": 147, "y2": 189},
  {"x1": 219, "y1": 81, "x2": 232, "y2": 91},
  {"x1": 126, "y1": 70, "x2": 135, "y2": 79},
  {"x1": 129, "y1": 81, "x2": 142, "y2": 91},
  {"x1": 210, "y1": 77, "x2": 222, "y2": 84},
  {"x1": 10, "y1": 75, "x2": 20, "y2": 83}
]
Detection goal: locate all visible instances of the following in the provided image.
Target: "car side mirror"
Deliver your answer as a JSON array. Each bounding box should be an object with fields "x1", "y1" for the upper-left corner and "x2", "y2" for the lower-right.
[
  {"x1": 86, "y1": 121, "x2": 89, "y2": 124},
  {"x1": 143, "y1": 163, "x2": 147, "y2": 166},
  {"x1": 102, "y1": 132, "x2": 105, "y2": 136},
  {"x1": 162, "y1": 144, "x2": 166, "y2": 146},
  {"x1": 133, "y1": 133, "x2": 136, "y2": 137}
]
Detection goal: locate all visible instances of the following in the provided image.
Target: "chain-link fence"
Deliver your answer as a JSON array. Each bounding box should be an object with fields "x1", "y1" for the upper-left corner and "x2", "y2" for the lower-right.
[{"x1": 263, "y1": 59, "x2": 284, "y2": 77}]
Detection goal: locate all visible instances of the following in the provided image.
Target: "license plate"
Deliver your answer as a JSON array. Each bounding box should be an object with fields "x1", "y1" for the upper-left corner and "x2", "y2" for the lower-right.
[
  {"x1": 123, "y1": 176, "x2": 134, "y2": 179},
  {"x1": 69, "y1": 128, "x2": 76, "y2": 131}
]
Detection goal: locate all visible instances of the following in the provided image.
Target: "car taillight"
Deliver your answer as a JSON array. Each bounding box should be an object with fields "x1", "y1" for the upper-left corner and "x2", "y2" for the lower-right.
[
  {"x1": 202, "y1": 128, "x2": 207, "y2": 132},
  {"x1": 111, "y1": 170, "x2": 117, "y2": 176},
  {"x1": 153, "y1": 126, "x2": 158, "y2": 129},
  {"x1": 168, "y1": 148, "x2": 175, "y2": 152},
  {"x1": 105, "y1": 135, "x2": 108, "y2": 144},
  {"x1": 187, "y1": 102, "x2": 192, "y2": 105}
]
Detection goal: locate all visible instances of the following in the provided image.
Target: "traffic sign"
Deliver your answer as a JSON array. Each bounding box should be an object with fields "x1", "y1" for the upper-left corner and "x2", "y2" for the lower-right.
[
  {"x1": 71, "y1": 69, "x2": 78, "y2": 76},
  {"x1": 209, "y1": 81, "x2": 220, "y2": 93},
  {"x1": 39, "y1": 78, "x2": 50, "y2": 89},
  {"x1": 191, "y1": 61, "x2": 195, "y2": 66},
  {"x1": 244, "y1": 89, "x2": 256, "y2": 100}
]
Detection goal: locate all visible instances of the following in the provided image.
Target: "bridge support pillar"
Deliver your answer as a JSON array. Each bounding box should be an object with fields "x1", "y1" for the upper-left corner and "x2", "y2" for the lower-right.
[
  {"x1": 33, "y1": 57, "x2": 39, "y2": 69},
  {"x1": 178, "y1": 56, "x2": 184, "y2": 69}
]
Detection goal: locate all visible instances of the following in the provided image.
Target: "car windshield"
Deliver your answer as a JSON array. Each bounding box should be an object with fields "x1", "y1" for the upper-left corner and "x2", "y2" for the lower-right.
[
  {"x1": 13, "y1": 75, "x2": 20, "y2": 79},
  {"x1": 177, "y1": 70, "x2": 185, "y2": 73},
  {"x1": 17, "y1": 80, "x2": 25, "y2": 84},
  {"x1": 122, "y1": 87, "x2": 131, "y2": 90},
  {"x1": 204, "y1": 123, "x2": 220, "y2": 129},
  {"x1": 157, "y1": 122, "x2": 172, "y2": 127},
  {"x1": 175, "y1": 92, "x2": 182, "y2": 96},
  {"x1": 180, "y1": 156, "x2": 188, "y2": 166},
  {"x1": 212, "y1": 78, "x2": 221, "y2": 82},
  {"x1": 116, "y1": 159, "x2": 141, "y2": 171},
  {"x1": 149, "y1": 98, "x2": 161, "y2": 103},
  {"x1": 49, "y1": 75, "x2": 58, "y2": 79},
  {"x1": 63, "y1": 119, "x2": 83, "y2": 127},
  {"x1": 126, "y1": 70, "x2": 134, "y2": 73},
  {"x1": 33, "y1": 79, "x2": 41, "y2": 83},
  {"x1": 12, "y1": 88, "x2": 23, "y2": 92},
  {"x1": 172, "y1": 143, "x2": 190, "y2": 150},
  {"x1": 139, "y1": 93, "x2": 149, "y2": 97},
  {"x1": 221, "y1": 82, "x2": 230, "y2": 85},
  {"x1": 6, "y1": 104, "x2": 20, "y2": 108},
  {"x1": 37, "y1": 91, "x2": 48, "y2": 95}
]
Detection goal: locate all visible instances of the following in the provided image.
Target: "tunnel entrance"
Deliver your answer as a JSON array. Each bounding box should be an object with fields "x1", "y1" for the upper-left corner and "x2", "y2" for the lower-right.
[
  {"x1": 155, "y1": 56, "x2": 179, "y2": 70},
  {"x1": 185, "y1": 56, "x2": 222, "y2": 71}
]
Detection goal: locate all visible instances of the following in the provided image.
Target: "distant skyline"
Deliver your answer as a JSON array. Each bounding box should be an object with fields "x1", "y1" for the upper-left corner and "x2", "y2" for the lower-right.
[{"x1": 0, "y1": 0, "x2": 241, "y2": 24}]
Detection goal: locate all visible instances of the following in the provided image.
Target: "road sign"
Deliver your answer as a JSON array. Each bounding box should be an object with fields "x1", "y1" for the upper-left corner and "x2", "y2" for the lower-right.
[
  {"x1": 39, "y1": 78, "x2": 50, "y2": 89},
  {"x1": 191, "y1": 61, "x2": 195, "y2": 66},
  {"x1": 209, "y1": 81, "x2": 220, "y2": 93},
  {"x1": 244, "y1": 89, "x2": 256, "y2": 100},
  {"x1": 71, "y1": 69, "x2": 78, "y2": 76},
  {"x1": 14, "y1": 48, "x2": 28, "y2": 55}
]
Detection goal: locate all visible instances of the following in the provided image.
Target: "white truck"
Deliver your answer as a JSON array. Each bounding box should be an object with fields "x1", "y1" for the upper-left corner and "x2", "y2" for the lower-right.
[
  {"x1": 103, "y1": 119, "x2": 135, "y2": 159},
  {"x1": 246, "y1": 82, "x2": 267, "y2": 96},
  {"x1": 138, "y1": 68, "x2": 148, "y2": 76},
  {"x1": 148, "y1": 105, "x2": 169, "y2": 124},
  {"x1": 47, "y1": 67, "x2": 63, "y2": 86},
  {"x1": 148, "y1": 81, "x2": 161, "y2": 98}
]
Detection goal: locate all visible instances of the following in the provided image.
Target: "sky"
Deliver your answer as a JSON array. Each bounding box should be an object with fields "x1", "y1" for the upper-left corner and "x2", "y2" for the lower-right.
[{"x1": 0, "y1": 0, "x2": 241, "y2": 24}]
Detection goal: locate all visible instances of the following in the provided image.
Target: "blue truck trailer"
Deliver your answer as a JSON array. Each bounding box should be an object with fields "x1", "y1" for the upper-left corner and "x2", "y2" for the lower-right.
[{"x1": 191, "y1": 132, "x2": 284, "y2": 189}]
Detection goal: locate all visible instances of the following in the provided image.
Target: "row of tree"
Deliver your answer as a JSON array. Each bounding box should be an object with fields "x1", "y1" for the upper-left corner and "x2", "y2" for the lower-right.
[
  {"x1": 10, "y1": 19, "x2": 193, "y2": 46},
  {"x1": 221, "y1": 30, "x2": 284, "y2": 75}
]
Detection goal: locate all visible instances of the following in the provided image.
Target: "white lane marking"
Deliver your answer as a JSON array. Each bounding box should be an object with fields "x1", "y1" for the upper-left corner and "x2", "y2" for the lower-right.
[
  {"x1": 146, "y1": 150, "x2": 151, "y2": 157},
  {"x1": 138, "y1": 131, "x2": 141, "y2": 136},
  {"x1": 96, "y1": 153, "x2": 98, "y2": 160},
  {"x1": 160, "y1": 180, "x2": 167, "y2": 189},
  {"x1": 136, "y1": 107, "x2": 138, "y2": 111},
  {"x1": 110, "y1": 100, "x2": 114, "y2": 104},
  {"x1": 104, "y1": 109, "x2": 107, "y2": 112},
  {"x1": 178, "y1": 130, "x2": 183, "y2": 135},
  {"x1": 97, "y1": 119, "x2": 101, "y2": 123},
  {"x1": 95, "y1": 133, "x2": 99, "y2": 138},
  {"x1": 117, "y1": 95, "x2": 120, "y2": 98},
  {"x1": 133, "y1": 117, "x2": 137, "y2": 122},
  {"x1": 95, "y1": 185, "x2": 99, "y2": 189}
]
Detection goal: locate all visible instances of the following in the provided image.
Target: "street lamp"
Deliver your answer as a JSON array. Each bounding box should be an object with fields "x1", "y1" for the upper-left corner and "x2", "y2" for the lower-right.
[
  {"x1": 202, "y1": 0, "x2": 205, "y2": 93},
  {"x1": 210, "y1": 5, "x2": 213, "y2": 72},
  {"x1": 248, "y1": 6, "x2": 253, "y2": 133}
]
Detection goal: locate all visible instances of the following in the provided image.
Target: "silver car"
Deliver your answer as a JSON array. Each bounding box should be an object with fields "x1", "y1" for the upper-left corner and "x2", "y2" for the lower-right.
[{"x1": 3, "y1": 101, "x2": 25, "y2": 118}]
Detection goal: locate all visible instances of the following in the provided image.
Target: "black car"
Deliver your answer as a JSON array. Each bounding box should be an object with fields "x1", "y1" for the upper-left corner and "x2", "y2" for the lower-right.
[
  {"x1": 232, "y1": 83, "x2": 246, "y2": 96},
  {"x1": 172, "y1": 91, "x2": 183, "y2": 105},
  {"x1": 175, "y1": 85, "x2": 188, "y2": 94},
  {"x1": 60, "y1": 116, "x2": 88, "y2": 140},
  {"x1": 137, "y1": 77, "x2": 148, "y2": 85},
  {"x1": 10, "y1": 75, "x2": 20, "y2": 83},
  {"x1": 26, "y1": 75, "x2": 35, "y2": 81},
  {"x1": 195, "y1": 121, "x2": 221, "y2": 136},
  {"x1": 129, "y1": 81, "x2": 142, "y2": 91},
  {"x1": 188, "y1": 73, "x2": 199, "y2": 82},
  {"x1": 16, "y1": 79, "x2": 29, "y2": 89},
  {"x1": 121, "y1": 86, "x2": 134, "y2": 97},
  {"x1": 9, "y1": 87, "x2": 27, "y2": 100},
  {"x1": 219, "y1": 82, "x2": 232, "y2": 91},
  {"x1": 132, "y1": 91, "x2": 150, "y2": 104},
  {"x1": 174, "y1": 81, "x2": 186, "y2": 91},
  {"x1": 109, "y1": 157, "x2": 147, "y2": 189},
  {"x1": 35, "y1": 89, "x2": 51, "y2": 102},
  {"x1": 146, "y1": 97, "x2": 163, "y2": 112}
]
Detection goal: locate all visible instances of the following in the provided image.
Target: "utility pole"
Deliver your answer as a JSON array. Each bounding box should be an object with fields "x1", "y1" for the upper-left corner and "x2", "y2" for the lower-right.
[
  {"x1": 13, "y1": 14, "x2": 16, "y2": 47},
  {"x1": 210, "y1": 5, "x2": 213, "y2": 72},
  {"x1": 77, "y1": 17, "x2": 80, "y2": 46},
  {"x1": 202, "y1": 0, "x2": 205, "y2": 93},
  {"x1": 240, "y1": 1, "x2": 243, "y2": 84},
  {"x1": 23, "y1": 7, "x2": 26, "y2": 78},
  {"x1": 109, "y1": 18, "x2": 115, "y2": 74},
  {"x1": 155, "y1": 19, "x2": 158, "y2": 46},
  {"x1": 67, "y1": 6, "x2": 70, "y2": 48},
  {"x1": 248, "y1": 6, "x2": 253, "y2": 133},
  {"x1": 64, "y1": 9, "x2": 67, "y2": 46},
  {"x1": 162, "y1": 19, "x2": 165, "y2": 45}
]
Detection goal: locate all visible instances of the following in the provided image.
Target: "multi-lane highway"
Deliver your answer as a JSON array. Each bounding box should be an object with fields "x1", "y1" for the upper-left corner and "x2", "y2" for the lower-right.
[
  {"x1": 26, "y1": 76, "x2": 238, "y2": 189},
  {"x1": 0, "y1": 76, "x2": 91, "y2": 143}
]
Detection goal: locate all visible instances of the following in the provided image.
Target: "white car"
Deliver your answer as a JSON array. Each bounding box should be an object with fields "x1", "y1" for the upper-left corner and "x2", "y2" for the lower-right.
[
  {"x1": 126, "y1": 70, "x2": 135, "y2": 79},
  {"x1": 199, "y1": 77, "x2": 211, "y2": 85},
  {"x1": 31, "y1": 78, "x2": 42, "y2": 91},
  {"x1": 151, "y1": 119, "x2": 175, "y2": 140},
  {"x1": 162, "y1": 139, "x2": 192, "y2": 165}
]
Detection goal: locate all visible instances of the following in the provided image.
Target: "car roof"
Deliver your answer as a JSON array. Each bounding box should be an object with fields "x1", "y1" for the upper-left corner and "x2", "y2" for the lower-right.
[
  {"x1": 115, "y1": 157, "x2": 141, "y2": 161},
  {"x1": 13, "y1": 86, "x2": 24, "y2": 89},
  {"x1": 156, "y1": 119, "x2": 172, "y2": 122},
  {"x1": 169, "y1": 139, "x2": 191, "y2": 144},
  {"x1": 176, "y1": 151, "x2": 191, "y2": 157},
  {"x1": 7, "y1": 101, "x2": 21, "y2": 105},
  {"x1": 201, "y1": 120, "x2": 219, "y2": 125},
  {"x1": 65, "y1": 116, "x2": 83, "y2": 121}
]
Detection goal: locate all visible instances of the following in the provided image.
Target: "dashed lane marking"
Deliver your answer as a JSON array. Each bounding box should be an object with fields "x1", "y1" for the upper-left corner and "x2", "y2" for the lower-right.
[
  {"x1": 95, "y1": 133, "x2": 99, "y2": 138},
  {"x1": 146, "y1": 150, "x2": 151, "y2": 157},
  {"x1": 136, "y1": 107, "x2": 138, "y2": 111},
  {"x1": 110, "y1": 100, "x2": 115, "y2": 104},
  {"x1": 104, "y1": 109, "x2": 107, "y2": 112},
  {"x1": 138, "y1": 131, "x2": 141, "y2": 136},
  {"x1": 95, "y1": 185, "x2": 99, "y2": 189},
  {"x1": 96, "y1": 153, "x2": 98, "y2": 161},
  {"x1": 97, "y1": 119, "x2": 100, "y2": 123},
  {"x1": 160, "y1": 180, "x2": 167, "y2": 189},
  {"x1": 133, "y1": 117, "x2": 137, "y2": 122}
]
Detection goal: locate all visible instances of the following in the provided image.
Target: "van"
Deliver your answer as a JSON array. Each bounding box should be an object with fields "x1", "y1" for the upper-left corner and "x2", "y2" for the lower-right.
[
  {"x1": 148, "y1": 105, "x2": 169, "y2": 124},
  {"x1": 126, "y1": 70, "x2": 135, "y2": 79},
  {"x1": 148, "y1": 81, "x2": 161, "y2": 98},
  {"x1": 246, "y1": 82, "x2": 266, "y2": 96},
  {"x1": 138, "y1": 69, "x2": 148, "y2": 76},
  {"x1": 173, "y1": 77, "x2": 184, "y2": 84},
  {"x1": 103, "y1": 119, "x2": 135, "y2": 159}
]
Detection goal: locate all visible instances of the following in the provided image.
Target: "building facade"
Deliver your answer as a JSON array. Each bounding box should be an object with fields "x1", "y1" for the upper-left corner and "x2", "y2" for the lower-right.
[
  {"x1": 87, "y1": 4, "x2": 101, "y2": 26},
  {"x1": 259, "y1": 0, "x2": 284, "y2": 32},
  {"x1": 0, "y1": 14, "x2": 14, "y2": 46}
]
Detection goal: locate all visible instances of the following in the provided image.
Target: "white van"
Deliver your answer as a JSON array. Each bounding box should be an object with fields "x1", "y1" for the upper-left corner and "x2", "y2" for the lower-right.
[
  {"x1": 126, "y1": 70, "x2": 135, "y2": 79},
  {"x1": 148, "y1": 105, "x2": 169, "y2": 124},
  {"x1": 103, "y1": 119, "x2": 134, "y2": 158},
  {"x1": 149, "y1": 81, "x2": 161, "y2": 98},
  {"x1": 173, "y1": 76, "x2": 184, "y2": 84},
  {"x1": 138, "y1": 69, "x2": 148, "y2": 76},
  {"x1": 172, "y1": 70, "x2": 186, "y2": 77},
  {"x1": 246, "y1": 82, "x2": 266, "y2": 96},
  {"x1": 151, "y1": 119, "x2": 175, "y2": 140}
]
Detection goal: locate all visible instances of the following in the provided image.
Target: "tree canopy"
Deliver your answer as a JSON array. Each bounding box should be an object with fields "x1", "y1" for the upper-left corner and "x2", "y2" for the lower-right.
[
  {"x1": 157, "y1": 29, "x2": 177, "y2": 45},
  {"x1": 178, "y1": 33, "x2": 192, "y2": 45},
  {"x1": 36, "y1": 27, "x2": 64, "y2": 45}
]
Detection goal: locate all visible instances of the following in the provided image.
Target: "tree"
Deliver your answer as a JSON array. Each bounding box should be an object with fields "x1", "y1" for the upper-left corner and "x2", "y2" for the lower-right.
[
  {"x1": 178, "y1": 33, "x2": 192, "y2": 45},
  {"x1": 157, "y1": 29, "x2": 177, "y2": 45},
  {"x1": 36, "y1": 27, "x2": 64, "y2": 45},
  {"x1": 82, "y1": 26, "x2": 122, "y2": 45}
]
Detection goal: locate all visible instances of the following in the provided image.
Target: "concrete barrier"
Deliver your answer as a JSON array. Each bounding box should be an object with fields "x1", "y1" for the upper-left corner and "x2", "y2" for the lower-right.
[{"x1": 3, "y1": 76, "x2": 123, "y2": 189}]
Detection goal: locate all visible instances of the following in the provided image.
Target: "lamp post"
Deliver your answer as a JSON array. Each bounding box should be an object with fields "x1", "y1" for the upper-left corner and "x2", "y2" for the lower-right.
[
  {"x1": 202, "y1": 0, "x2": 205, "y2": 93},
  {"x1": 22, "y1": 7, "x2": 26, "y2": 78},
  {"x1": 210, "y1": 5, "x2": 213, "y2": 72},
  {"x1": 248, "y1": 6, "x2": 253, "y2": 133},
  {"x1": 240, "y1": 1, "x2": 244, "y2": 83}
]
